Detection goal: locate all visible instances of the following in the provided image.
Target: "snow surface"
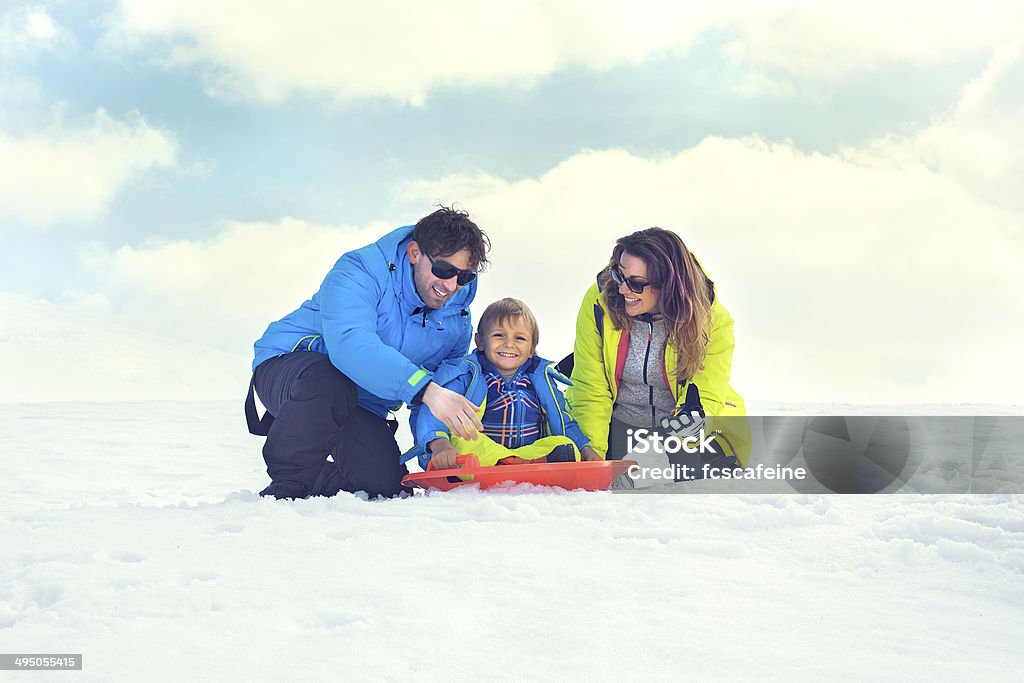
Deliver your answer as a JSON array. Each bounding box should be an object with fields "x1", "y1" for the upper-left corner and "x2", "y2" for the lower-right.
[
  {"x1": 3, "y1": 299, "x2": 1023, "y2": 680},
  {"x1": 0, "y1": 294, "x2": 250, "y2": 402},
  {"x1": 3, "y1": 400, "x2": 1023, "y2": 681}
]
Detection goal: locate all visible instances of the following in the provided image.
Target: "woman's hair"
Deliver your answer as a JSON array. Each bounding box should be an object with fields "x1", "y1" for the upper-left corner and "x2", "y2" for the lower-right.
[
  {"x1": 601, "y1": 227, "x2": 714, "y2": 383},
  {"x1": 478, "y1": 297, "x2": 539, "y2": 352}
]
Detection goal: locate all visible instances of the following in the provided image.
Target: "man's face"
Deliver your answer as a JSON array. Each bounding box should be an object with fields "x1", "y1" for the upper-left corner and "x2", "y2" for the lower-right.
[{"x1": 408, "y1": 241, "x2": 475, "y2": 310}]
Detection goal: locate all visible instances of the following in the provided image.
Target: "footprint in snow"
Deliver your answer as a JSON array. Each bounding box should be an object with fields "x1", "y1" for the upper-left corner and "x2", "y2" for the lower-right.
[{"x1": 110, "y1": 551, "x2": 146, "y2": 563}]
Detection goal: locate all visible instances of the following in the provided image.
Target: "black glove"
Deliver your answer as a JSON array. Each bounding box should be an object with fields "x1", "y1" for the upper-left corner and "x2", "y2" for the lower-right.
[{"x1": 660, "y1": 383, "x2": 706, "y2": 439}]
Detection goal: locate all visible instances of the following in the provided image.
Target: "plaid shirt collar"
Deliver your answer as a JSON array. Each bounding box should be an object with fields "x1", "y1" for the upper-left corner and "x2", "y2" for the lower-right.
[{"x1": 475, "y1": 349, "x2": 540, "y2": 385}]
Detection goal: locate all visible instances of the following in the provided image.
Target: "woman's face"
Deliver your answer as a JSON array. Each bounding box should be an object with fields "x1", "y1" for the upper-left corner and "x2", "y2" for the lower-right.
[{"x1": 616, "y1": 251, "x2": 660, "y2": 317}]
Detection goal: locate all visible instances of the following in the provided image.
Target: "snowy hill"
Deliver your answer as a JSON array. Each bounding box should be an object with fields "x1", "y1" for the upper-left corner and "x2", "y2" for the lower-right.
[{"x1": 0, "y1": 293, "x2": 250, "y2": 402}]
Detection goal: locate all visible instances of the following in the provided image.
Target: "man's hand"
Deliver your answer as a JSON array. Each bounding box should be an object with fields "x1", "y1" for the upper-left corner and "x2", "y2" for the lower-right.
[
  {"x1": 422, "y1": 382, "x2": 483, "y2": 440},
  {"x1": 580, "y1": 446, "x2": 602, "y2": 461},
  {"x1": 428, "y1": 439, "x2": 459, "y2": 470}
]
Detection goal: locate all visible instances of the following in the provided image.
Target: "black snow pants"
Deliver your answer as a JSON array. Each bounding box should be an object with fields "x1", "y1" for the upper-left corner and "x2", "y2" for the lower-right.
[{"x1": 245, "y1": 352, "x2": 411, "y2": 499}]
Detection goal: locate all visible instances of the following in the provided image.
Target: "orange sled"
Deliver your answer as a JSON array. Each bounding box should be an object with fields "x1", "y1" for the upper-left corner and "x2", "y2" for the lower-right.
[{"x1": 402, "y1": 454, "x2": 638, "y2": 492}]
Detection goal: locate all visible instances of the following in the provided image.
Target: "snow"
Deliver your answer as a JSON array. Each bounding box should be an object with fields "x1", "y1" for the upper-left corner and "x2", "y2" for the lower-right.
[
  {"x1": 3, "y1": 299, "x2": 1023, "y2": 679},
  {"x1": 3, "y1": 401, "x2": 1023, "y2": 680},
  {"x1": 0, "y1": 294, "x2": 249, "y2": 402}
]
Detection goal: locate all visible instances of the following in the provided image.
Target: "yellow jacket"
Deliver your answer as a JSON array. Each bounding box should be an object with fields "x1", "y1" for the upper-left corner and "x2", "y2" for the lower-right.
[{"x1": 565, "y1": 281, "x2": 751, "y2": 465}]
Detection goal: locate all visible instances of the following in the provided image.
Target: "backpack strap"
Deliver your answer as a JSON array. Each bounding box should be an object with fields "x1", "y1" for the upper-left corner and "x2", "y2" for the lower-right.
[{"x1": 556, "y1": 284, "x2": 607, "y2": 377}]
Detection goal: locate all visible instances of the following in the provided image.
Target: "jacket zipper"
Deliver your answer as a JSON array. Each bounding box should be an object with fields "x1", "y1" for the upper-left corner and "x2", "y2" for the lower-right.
[
  {"x1": 545, "y1": 370, "x2": 566, "y2": 437},
  {"x1": 643, "y1": 320, "x2": 655, "y2": 426}
]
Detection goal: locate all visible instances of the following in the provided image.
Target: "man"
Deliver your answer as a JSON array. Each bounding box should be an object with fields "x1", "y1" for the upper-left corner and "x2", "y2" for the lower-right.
[{"x1": 245, "y1": 206, "x2": 489, "y2": 499}]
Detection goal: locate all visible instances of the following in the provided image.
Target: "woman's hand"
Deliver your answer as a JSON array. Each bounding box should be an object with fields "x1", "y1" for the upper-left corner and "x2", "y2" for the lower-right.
[
  {"x1": 421, "y1": 382, "x2": 483, "y2": 440},
  {"x1": 661, "y1": 383, "x2": 706, "y2": 439},
  {"x1": 580, "y1": 446, "x2": 602, "y2": 461}
]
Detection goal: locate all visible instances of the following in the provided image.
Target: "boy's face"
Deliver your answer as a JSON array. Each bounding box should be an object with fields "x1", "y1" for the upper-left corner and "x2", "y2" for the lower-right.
[{"x1": 476, "y1": 316, "x2": 535, "y2": 378}]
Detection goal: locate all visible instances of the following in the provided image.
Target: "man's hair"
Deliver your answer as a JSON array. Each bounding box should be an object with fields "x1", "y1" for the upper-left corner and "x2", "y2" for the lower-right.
[
  {"x1": 412, "y1": 206, "x2": 491, "y2": 271},
  {"x1": 478, "y1": 297, "x2": 539, "y2": 352}
]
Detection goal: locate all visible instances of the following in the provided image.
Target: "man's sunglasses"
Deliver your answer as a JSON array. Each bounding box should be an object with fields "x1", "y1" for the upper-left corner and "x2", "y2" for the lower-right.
[
  {"x1": 425, "y1": 252, "x2": 477, "y2": 286},
  {"x1": 609, "y1": 266, "x2": 652, "y2": 295}
]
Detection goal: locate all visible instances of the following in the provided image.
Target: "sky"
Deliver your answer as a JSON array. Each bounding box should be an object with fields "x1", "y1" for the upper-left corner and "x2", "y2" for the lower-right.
[{"x1": 0, "y1": 0, "x2": 1022, "y2": 405}]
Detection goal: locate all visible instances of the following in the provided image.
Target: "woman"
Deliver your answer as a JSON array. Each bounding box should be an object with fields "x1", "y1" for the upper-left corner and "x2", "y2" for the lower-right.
[{"x1": 566, "y1": 228, "x2": 750, "y2": 473}]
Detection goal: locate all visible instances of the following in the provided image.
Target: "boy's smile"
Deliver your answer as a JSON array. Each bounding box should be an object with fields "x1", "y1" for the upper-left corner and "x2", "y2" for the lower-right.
[{"x1": 476, "y1": 316, "x2": 535, "y2": 379}]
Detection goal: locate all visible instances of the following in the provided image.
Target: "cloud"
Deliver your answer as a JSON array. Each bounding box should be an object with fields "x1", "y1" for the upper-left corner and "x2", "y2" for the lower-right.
[
  {"x1": 846, "y1": 39, "x2": 1024, "y2": 212},
  {"x1": 0, "y1": 5, "x2": 72, "y2": 57},
  {"x1": 396, "y1": 137, "x2": 1020, "y2": 405},
  {"x1": 718, "y1": 3, "x2": 1020, "y2": 83},
  {"x1": 75, "y1": 217, "x2": 394, "y2": 352},
  {"x1": 0, "y1": 5, "x2": 74, "y2": 110},
  {"x1": 100, "y1": 0, "x2": 1024, "y2": 104},
  {"x1": 73, "y1": 46, "x2": 1023, "y2": 404},
  {"x1": 0, "y1": 109, "x2": 177, "y2": 227}
]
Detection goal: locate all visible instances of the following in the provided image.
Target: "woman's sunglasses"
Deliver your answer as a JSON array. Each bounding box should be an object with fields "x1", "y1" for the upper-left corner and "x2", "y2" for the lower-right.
[
  {"x1": 425, "y1": 252, "x2": 477, "y2": 286},
  {"x1": 609, "y1": 266, "x2": 652, "y2": 295}
]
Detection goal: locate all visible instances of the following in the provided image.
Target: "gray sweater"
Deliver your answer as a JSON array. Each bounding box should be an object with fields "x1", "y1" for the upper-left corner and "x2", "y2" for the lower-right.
[{"x1": 612, "y1": 315, "x2": 677, "y2": 428}]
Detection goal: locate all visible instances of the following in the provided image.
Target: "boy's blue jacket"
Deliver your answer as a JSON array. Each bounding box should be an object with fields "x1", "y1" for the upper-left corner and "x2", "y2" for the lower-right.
[
  {"x1": 252, "y1": 226, "x2": 476, "y2": 419},
  {"x1": 403, "y1": 351, "x2": 591, "y2": 468}
]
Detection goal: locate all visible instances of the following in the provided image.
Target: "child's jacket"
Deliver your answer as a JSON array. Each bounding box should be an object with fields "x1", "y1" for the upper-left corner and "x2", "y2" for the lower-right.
[{"x1": 402, "y1": 351, "x2": 591, "y2": 469}]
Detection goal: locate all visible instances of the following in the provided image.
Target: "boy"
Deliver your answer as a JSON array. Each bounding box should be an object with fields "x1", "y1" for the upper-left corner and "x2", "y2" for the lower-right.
[{"x1": 406, "y1": 298, "x2": 601, "y2": 470}]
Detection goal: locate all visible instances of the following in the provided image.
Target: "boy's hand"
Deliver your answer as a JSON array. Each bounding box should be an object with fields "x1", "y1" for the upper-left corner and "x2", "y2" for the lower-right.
[
  {"x1": 580, "y1": 446, "x2": 602, "y2": 461},
  {"x1": 422, "y1": 382, "x2": 483, "y2": 440},
  {"x1": 428, "y1": 439, "x2": 459, "y2": 470}
]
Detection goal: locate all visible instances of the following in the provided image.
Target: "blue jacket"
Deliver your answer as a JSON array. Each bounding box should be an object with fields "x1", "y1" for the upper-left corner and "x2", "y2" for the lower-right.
[
  {"x1": 253, "y1": 226, "x2": 476, "y2": 419},
  {"x1": 404, "y1": 351, "x2": 591, "y2": 468}
]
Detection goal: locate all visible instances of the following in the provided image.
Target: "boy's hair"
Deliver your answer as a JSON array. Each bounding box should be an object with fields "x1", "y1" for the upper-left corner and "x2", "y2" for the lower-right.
[
  {"x1": 478, "y1": 298, "x2": 539, "y2": 352},
  {"x1": 413, "y1": 205, "x2": 491, "y2": 272}
]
